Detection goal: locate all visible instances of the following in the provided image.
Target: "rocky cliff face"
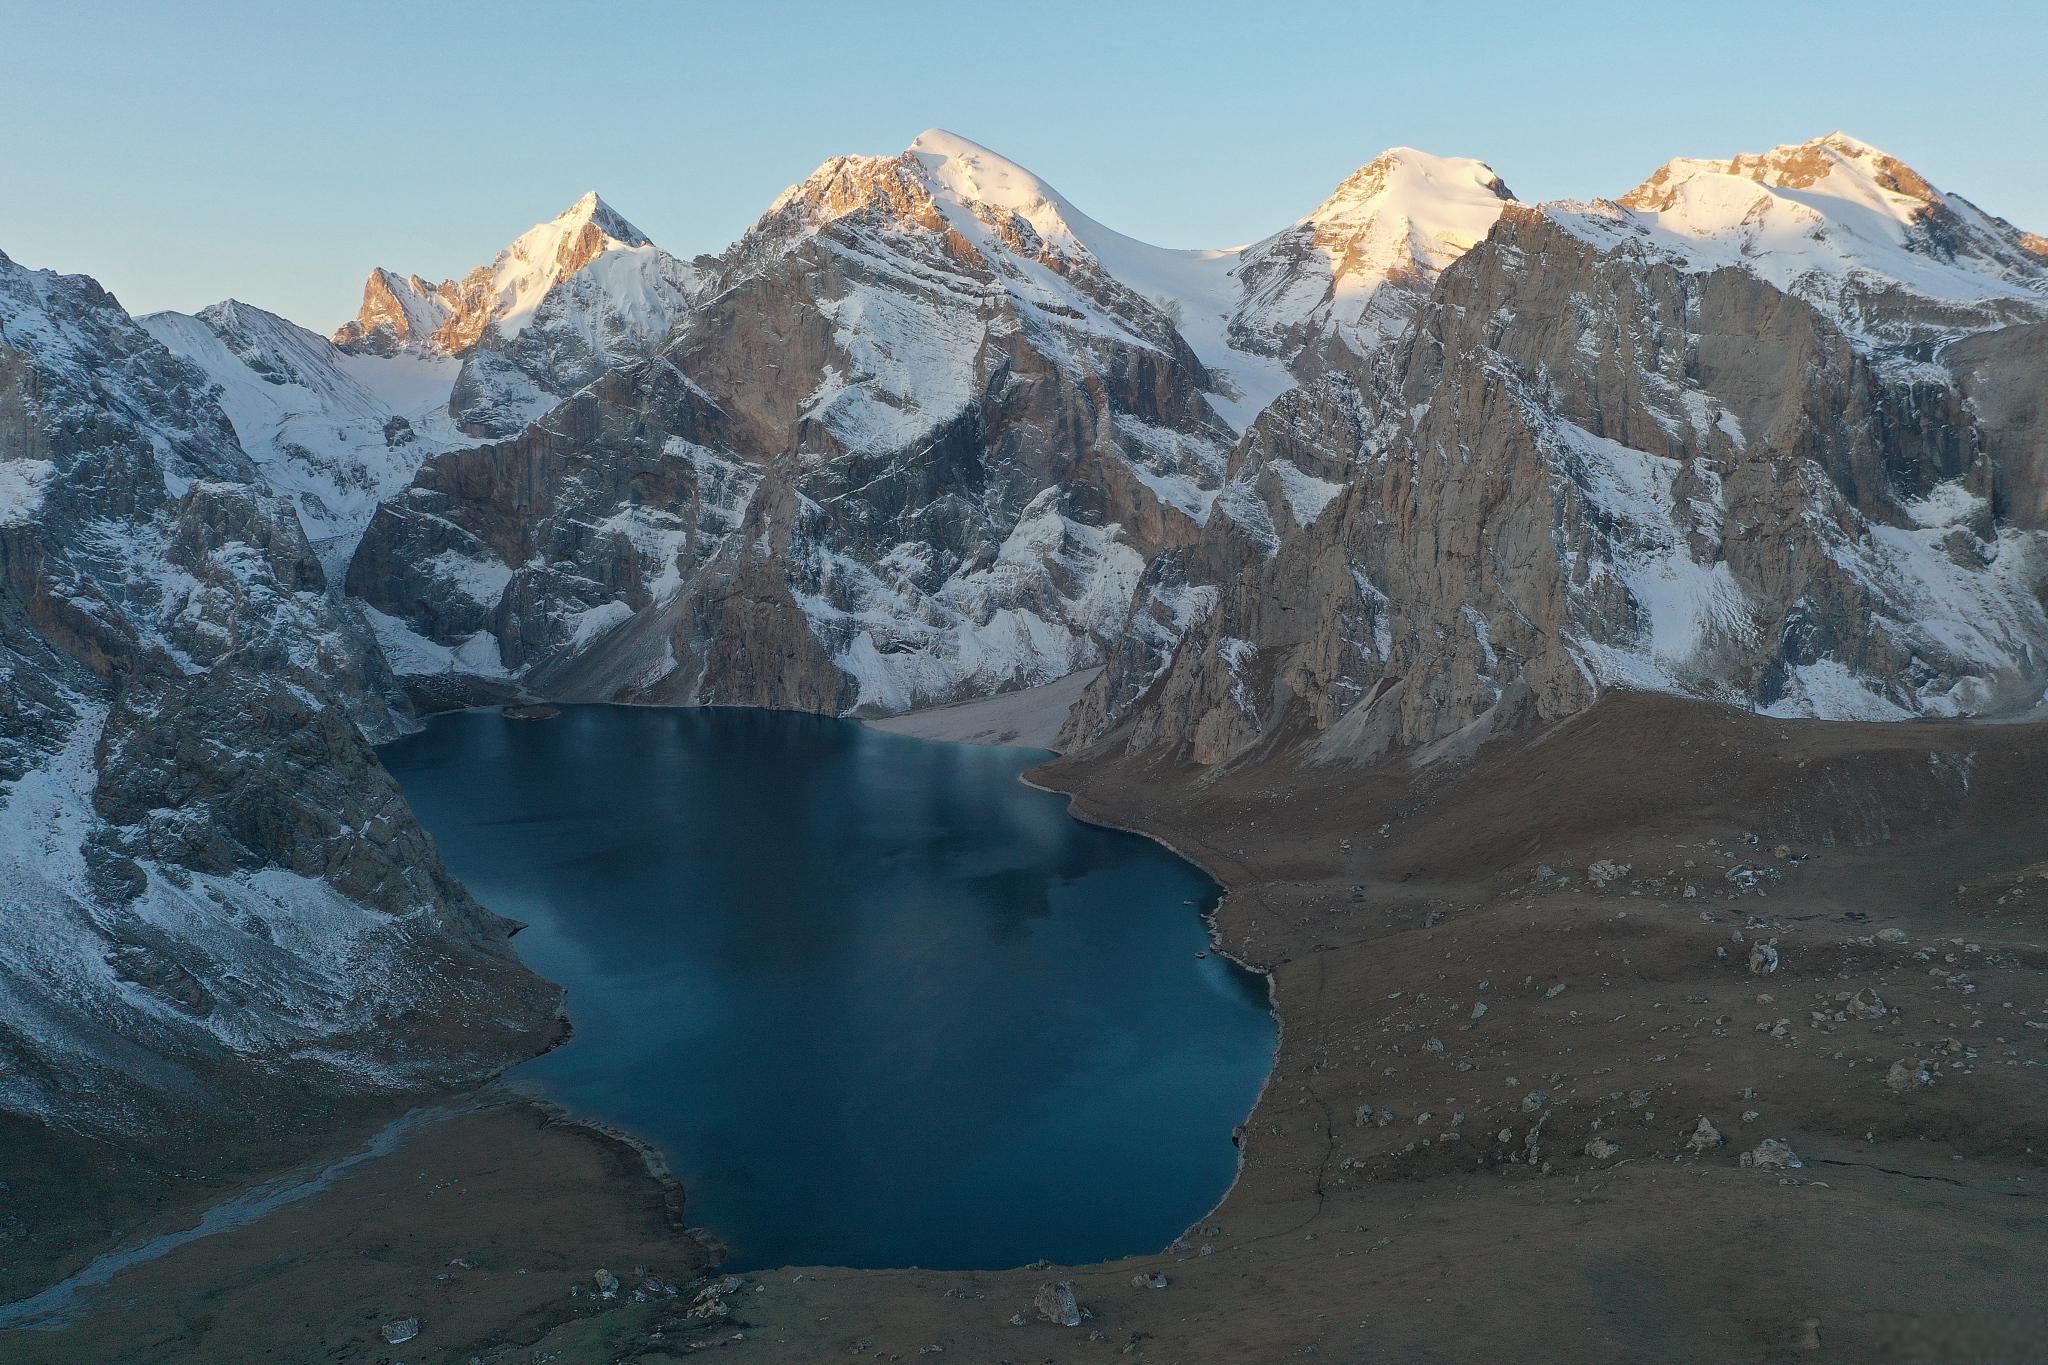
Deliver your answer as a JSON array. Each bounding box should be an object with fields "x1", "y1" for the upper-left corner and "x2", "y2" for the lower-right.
[
  {"x1": 339, "y1": 132, "x2": 2046, "y2": 738},
  {"x1": 348, "y1": 132, "x2": 1246, "y2": 713},
  {"x1": 332, "y1": 193, "x2": 701, "y2": 437},
  {"x1": 3, "y1": 123, "x2": 2043, "y2": 1142},
  {"x1": 1071, "y1": 136, "x2": 2048, "y2": 765},
  {"x1": 0, "y1": 250, "x2": 557, "y2": 1136}
]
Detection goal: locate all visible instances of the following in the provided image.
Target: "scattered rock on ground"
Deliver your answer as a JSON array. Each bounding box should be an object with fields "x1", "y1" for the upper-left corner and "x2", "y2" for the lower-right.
[
  {"x1": 1587, "y1": 860, "x2": 1631, "y2": 887},
  {"x1": 1886, "y1": 1059, "x2": 1934, "y2": 1092},
  {"x1": 1033, "y1": 1280, "x2": 1082, "y2": 1327},
  {"x1": 1741, "y1": 1138, "x2": 1803, "y2": 1170}
]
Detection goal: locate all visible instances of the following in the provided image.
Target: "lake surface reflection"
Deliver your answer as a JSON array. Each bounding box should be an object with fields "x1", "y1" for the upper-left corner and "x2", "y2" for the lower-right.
[{"x1": 381, "y1": 706, "x2": 1275, "y2": 1270}]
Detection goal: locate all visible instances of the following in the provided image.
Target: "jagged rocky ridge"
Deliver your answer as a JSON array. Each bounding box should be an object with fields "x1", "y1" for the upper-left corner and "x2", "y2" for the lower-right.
[
  {"x1": 342, "y1": 132, "x2": 1540, "y2": 713},
  {"x1": 3, "y1": 127, "x2": 2045, "y2": 1136},
  {"x1": 0, "y1": 250, "x2": 557, "y2": 1136},
  {"x1": 1070, "y1": 134, "x2": 2048, "y2": 763},
  {"x1": 349, "y1": 133, "x2": 1244, "y2": 711},
  {"x1": 337, "y1": 130, "x2": 2048, "y2": 741},
  {"x1": 331, "y1": 192, "x2": 701, "y2": 438}
]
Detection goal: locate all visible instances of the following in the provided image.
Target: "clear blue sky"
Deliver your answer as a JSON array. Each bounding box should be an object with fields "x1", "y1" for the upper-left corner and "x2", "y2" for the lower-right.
[{"x1": 4, "y1": 0, "x2": 2042, "y2": 330}]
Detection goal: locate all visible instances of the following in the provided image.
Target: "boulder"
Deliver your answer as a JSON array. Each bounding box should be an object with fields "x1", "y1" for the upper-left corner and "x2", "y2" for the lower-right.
[
  {"x1": 1741, "y1": 1138, "x2": 1803, "y2": 1170},
  {"x1": 1033, "y1": 1280, "x2": 1083, "y2": 1328},
  {"x1": 1885, "y1": 1059, "x2": 1934, "y2": 1092}
]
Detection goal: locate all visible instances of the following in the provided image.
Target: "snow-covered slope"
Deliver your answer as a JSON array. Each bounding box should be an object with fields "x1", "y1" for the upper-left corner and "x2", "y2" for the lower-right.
[
  {"x1": 1077, "y1": 141, "x2": 2048, "y2": 763},
  {"x1": 1228, "y1": 148, "x2": 1517, "y2": 361},
  {"x1": 140, "y1": 300, "x2": 466, "y2": 572},
  {"x1": 1553, "y1": 132, "x2": 2048, "y2": 350},
  {"x1": 0, "y1": 247, "x2": 555, "y2": 1135},
  {"x1": 893, "y1": 132, "x2": 1515, "y2": 426},
  {"x1": 350, "y1": 133, "x2": 1246, "y2": 715},
  {"x1": 332, "y1": 193, "x2": 701, "y2": 435},
  {"x1": 899, "y1": 128, "x2": 1297, "y2": 430}
]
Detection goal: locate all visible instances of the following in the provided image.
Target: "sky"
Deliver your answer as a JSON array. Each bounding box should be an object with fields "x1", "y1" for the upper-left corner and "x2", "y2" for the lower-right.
[{"x1": 3, "y1": 0, "x2": 2043, "y2": 330}]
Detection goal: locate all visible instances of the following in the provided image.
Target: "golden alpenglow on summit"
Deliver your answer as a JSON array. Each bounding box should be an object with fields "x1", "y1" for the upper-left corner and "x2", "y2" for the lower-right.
[{"x1": 1, "y1": 2, "x2": 2044, "y2": 1361}]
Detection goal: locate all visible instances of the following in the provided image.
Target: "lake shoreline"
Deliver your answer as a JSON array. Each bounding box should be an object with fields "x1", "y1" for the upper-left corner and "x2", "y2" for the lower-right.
[
  {"x1": 1016, "y1": 764, "x2": 1284, "y2": 1241},
  {"x1": 383, "y1": 702, "x2": 1273, "y2": 1272},
  {"x1": 20, "y1": 692, "x2": 2048, "y2": 1361}
]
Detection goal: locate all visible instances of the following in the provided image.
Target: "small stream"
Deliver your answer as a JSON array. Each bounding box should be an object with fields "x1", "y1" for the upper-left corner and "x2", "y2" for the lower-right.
[{"x1": 0, "y1": 1105, "x2": 459, "y2": 1331}]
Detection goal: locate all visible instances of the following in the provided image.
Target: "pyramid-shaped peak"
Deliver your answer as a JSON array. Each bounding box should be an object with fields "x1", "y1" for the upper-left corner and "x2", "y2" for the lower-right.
[{"x1": 550, "y1": 191, "x2": 651, "y2": 248}]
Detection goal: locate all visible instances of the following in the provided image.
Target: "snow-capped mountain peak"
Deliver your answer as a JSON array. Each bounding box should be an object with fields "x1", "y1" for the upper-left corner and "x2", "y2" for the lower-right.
[
  {"x1": 1578, "y1": 131, "x2": 2048, "y2": 346},
  {"x1": 753, "y1": 130, "x2": 1091, "y2": 255},
  {"x1": 1303, "y1": 147, "x2": 1515, "y2": 253},
  {"x1": 1622, "y1": 131, "x2": 1928, "y2": 210},
  {"x1": 904, "y1": 129, "x2": 1304, "y2": 427},
  {"x1": 325, "y1": 193, "x2": 700, "y2": 436},
  {"x1": 906, "y1": 127, "x2": 1091, "y2": 247},
  {"x1": 332, "y1": 191, "x2": 683, "y2": 358},
  {"x1": 560, "y1": 189, "x2": 651, "y2": 245},
  {"x1": 1225, "y1": 146, "x2": 1517, "y2": 363},
  {"x1": 452, "y1": 190, "x2": 660, "y2": 348}
]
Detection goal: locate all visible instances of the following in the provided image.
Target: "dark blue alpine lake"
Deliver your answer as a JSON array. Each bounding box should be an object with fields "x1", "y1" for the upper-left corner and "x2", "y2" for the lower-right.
[{"x1": 380, "y1": 706, "x2": 1275, "y2": 1271}]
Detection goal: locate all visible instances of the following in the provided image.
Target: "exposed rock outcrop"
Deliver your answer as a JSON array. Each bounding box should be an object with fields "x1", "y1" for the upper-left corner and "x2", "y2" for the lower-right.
[
  {"x1": 1071, "y1": 154, "x2": 2048, "y2": 764},
  {"x1": 0, "y1": 248, "x2": 557, "y2": 1136},
  {"x1": 349, "y1": 132, "x2": 1241, "y2": 713}
]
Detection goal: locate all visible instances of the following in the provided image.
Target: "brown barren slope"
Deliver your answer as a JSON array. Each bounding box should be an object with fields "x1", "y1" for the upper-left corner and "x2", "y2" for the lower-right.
[{"x1": 15, "y1": 691, "x2": 2047, "y2": 1363}]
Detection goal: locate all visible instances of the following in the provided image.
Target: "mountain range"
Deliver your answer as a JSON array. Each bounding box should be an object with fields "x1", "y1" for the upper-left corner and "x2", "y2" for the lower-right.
[{"x1": 3, "y1": 127, "x2": 2046, "y2": 1136}]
